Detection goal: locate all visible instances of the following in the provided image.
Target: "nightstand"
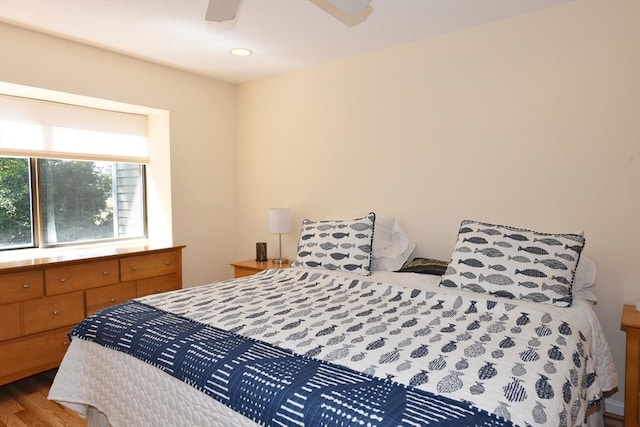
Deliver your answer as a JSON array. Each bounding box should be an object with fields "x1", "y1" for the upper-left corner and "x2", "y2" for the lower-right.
[
  {"x1": 230, "y1": 259, "x2": 291, "y2": 278},
  {"x1": 622, "y1": 304, "x2": 640, "y2": 426}
]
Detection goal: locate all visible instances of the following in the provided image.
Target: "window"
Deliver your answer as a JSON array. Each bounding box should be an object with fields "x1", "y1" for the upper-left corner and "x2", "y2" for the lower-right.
[
  {"x1": 0, "y1": 157, "x2": 146, "y2": 250},
  {"x1": 0, "y1": 92, "x2": 150, "y2": 251},
  {"x1": 0, "y1": 157, "x2": 33, "y2": 248}
]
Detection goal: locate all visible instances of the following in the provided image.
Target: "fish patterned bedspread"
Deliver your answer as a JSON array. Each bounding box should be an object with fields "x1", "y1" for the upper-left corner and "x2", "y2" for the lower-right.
[{"x1": 69, "y1": 268, "x2": 615, "y2": 427}]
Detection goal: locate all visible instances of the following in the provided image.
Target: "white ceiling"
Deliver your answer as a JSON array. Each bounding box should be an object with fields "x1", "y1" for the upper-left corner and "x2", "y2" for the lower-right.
[{"x1": 0, "y1": 0, "x2": 571, "y2": 84}]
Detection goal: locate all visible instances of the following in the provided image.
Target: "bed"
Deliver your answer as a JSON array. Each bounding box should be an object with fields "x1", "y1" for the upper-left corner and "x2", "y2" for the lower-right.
[{"x1": 49, "y1": 216, "x2": 618, "y2": 427}]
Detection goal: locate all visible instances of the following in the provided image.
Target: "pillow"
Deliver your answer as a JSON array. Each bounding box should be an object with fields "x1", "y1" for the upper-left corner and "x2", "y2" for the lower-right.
[
  {"x1": 292, "y1": 212, "x2": 376, "y2": 276},
  {"x1": 573, "y1": 255, "x2": 595, "y2": 291},
  {"x1": 371, "y1": 217, "x2": 415, "y2": 271},
  {"x1": 372, "y1": 242, "x2": 415, "y2": 271},
  {"x1": 397, "y1": 257, "x2": 449, "y2": 276},
  {"x1": 372, "y1": 217, "x2": 411, "y2": 259},
  {"x1": 573, "y1": 255, "x2": 597, "y2": 302},
  {"x1": 440, "y1": 220, "x2": 585, "y2": 307}
]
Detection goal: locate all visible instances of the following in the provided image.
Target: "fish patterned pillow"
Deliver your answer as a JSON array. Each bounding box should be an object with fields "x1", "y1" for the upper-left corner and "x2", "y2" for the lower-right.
[
  {"x1": 440, "y1": 220, "x2": 585, "y2": 307},
  {"x1": 292, "y1": 212, "x2": 376, "y2": 276}
]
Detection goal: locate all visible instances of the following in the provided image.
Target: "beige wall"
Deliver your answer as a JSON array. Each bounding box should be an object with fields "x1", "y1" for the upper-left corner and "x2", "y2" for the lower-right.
[
  {"x1": 236, "y1": 0, "x2": 640, "y2": 409},
  {"x1": 0, "y1": 22, "x2": 238, "y2": 286}
]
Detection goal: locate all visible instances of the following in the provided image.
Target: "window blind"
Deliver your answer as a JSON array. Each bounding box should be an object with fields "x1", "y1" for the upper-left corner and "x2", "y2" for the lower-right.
[{"x1": 0, "y1": 94, "x2": 149, "y2": 163}]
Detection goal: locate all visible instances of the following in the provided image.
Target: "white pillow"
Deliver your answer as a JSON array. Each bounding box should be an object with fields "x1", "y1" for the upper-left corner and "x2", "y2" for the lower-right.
[
  {"x1": 371, "y1": 242, "x2": 415, "y2": 272},
  {"x1": 371, "y1": 217, "x2": 414, "y2": 271},
  {"x1": 573, "y1": 255, "x2": 597, "y2": 302},
  {"x1": 573, "y1": 255, "x2": 595, "y2": 290}
]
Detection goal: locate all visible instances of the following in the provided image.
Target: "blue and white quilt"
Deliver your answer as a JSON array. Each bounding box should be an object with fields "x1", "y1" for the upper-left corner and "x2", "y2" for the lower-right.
[{"x1": 67, "y1": 268, "x2": 616, "y2": 427}]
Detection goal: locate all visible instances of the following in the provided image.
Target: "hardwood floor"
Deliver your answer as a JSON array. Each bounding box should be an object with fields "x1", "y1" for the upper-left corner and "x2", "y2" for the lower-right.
[
  {"x1": 0, "y1": 370, "x2": 627, "y2": 427},
  {"x1": 0, "y1": 370, "x2": 86, "y2": 427}
]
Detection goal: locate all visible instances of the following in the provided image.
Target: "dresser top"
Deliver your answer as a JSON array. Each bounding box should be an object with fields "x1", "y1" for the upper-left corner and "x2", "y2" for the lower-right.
[
  {"x1": 0, "y1": 243, "x2": 185, "y2": 273},
  {"x1": 622, "y1": 304, "x2": 640, "y2": 329}
]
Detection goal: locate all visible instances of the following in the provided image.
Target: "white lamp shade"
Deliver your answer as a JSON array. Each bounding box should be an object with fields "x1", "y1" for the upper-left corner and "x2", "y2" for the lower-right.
[{"x1": 268, "y1": 208, "x2": 291, "y2": 234}]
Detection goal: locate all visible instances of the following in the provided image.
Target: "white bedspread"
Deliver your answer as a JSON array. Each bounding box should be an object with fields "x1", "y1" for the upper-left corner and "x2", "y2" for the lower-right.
[
  {"x1": 51, "y1": 338, "x2": 259, "y2": 427},
  {"x1": 49, "y1": 268, "x2": 618, "y2": 427}
]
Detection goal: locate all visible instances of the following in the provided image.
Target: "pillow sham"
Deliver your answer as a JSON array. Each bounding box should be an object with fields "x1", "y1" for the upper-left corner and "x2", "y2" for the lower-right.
[
  {"x1": 440, "y1": 220, "x2": 585, "y2": 307},
  {"x1": 397, "y1": 257, "x2": 449, "y2": 276},
  {"x1": 292, "y1": 212, "x2": 376, "y2": 276}
]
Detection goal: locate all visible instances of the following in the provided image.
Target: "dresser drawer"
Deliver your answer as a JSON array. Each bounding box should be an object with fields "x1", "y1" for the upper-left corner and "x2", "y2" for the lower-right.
[
  {"x1": 0, "y1": 327, "x2": 71, "y2": 385},
  {"x1": 45, "y1": 260, "x2": 119, "y2": 295},
  {"x1": 137, "y1": 273, "x2": 180, "y2": 297},
  {"x1": 121, "y1": 250, "x2": 179, "y2": 281},
  {"x1": 22, "y1": 292, "x2": 85, "y2": 335},
  {"x1": 0, "y1": 303, "x2": 21, "y2": 341},
  {"x1": 234, "y1": 266, "x2": 260, "y2": 278},
  {"x1": 86, "y1": 281, "x2": 136, "y2": 316},
  {"x1": 0, "y1": 270, "x2": 44, "y2": 304}
]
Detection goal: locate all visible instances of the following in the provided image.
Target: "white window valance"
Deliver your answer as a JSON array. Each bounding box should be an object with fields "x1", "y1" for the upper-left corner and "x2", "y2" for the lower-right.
[{"x1": 0, "y1": 94, "x2": 149, "y2": 163}]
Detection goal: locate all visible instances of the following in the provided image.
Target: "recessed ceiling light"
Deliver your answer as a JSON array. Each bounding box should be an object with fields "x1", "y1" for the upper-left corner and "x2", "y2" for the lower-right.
[{"x1": 229, "y1": 48, "x2": 252, "y2": 57}]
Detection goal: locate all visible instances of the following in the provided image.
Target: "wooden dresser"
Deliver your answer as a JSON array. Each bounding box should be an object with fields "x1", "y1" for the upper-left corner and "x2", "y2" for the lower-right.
[
  {"x1": 0, "y1": 244, "x2": 185, "y2": 385},
  {"x1": 622, "y1": 304, "x2": 640, "y2": 426}
]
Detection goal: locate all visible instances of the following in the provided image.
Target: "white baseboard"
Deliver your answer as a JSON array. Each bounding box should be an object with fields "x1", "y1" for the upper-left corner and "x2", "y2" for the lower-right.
[{"x1": 605, "y1": 397, "x2": 624, "y2": 417}]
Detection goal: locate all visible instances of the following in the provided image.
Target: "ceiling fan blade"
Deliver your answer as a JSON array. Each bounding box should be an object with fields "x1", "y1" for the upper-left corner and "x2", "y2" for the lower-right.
[
  {"x1": 205, "y1": 0, "x2": 242, "y2": 22},
  {"x1": 329, "y1": 0, "x2": 372, "y2": 15},
  {"x1": 308, "y1": 0, "x2": 373, "y2": 27}
]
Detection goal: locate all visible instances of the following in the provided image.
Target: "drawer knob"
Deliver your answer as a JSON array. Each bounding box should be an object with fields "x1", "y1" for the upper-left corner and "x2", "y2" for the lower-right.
[
  {"x1": 53, "y1": 310, "x2": 60, "y2": 315},
  {"x1": 103, "y1": 271, "x2": 109, "y2": 276},
  {"x1": 63, "y1": 341, "x2": 69, "y2": 347},
  {"x1": 132, "y1": 266, "x2": 138, "y2": 271},
  {"x1": 156, "y1": 288, "x2": 161, "y2": 293},
  {"x1": 60, "y1": 277, "x2": 67, "y2": 283},
  {"x1": 23, "y1": 283, "x2": 30, "y2": 289},
  {"x1": 164, "y1": 261, "x2": 170, "y2": 266},
  {"x1": 110, "y1": 298, "x2": 116, "y2": 302}
]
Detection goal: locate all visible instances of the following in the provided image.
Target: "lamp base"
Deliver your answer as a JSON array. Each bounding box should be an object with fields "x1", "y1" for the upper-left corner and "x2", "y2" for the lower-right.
[{"x1": 272, "y1": 258, "x2": 289, "y2": 265}]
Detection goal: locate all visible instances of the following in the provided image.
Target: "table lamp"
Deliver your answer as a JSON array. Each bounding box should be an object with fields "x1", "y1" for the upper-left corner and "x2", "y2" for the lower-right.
[{"x1": 268, "y1": 208, "x2": 290, "y2": 264}]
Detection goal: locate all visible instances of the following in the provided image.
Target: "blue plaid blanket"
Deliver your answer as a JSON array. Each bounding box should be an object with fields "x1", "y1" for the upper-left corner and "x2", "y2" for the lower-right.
[{"x1": 71, "y1": 300, "x2": 511, "y2": 426}]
